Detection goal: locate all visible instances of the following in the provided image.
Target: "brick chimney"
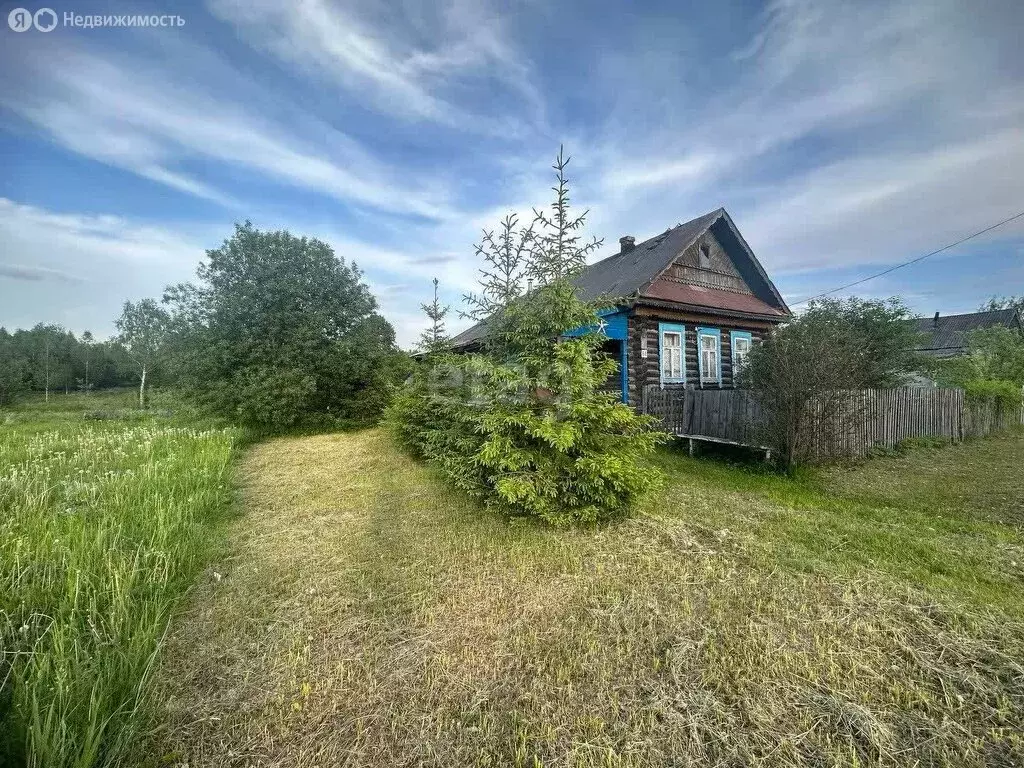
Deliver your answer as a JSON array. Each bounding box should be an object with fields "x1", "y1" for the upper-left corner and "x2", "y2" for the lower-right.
[
  {"x1": 933, "y1": 311, "x2": 940, "y2": 327},
  {"x1": 619, "y1": 235, "x2": 635, "y2": 253}
]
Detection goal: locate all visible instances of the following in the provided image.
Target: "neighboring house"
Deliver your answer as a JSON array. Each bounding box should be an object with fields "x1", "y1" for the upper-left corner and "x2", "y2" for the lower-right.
[
  {"x1": 913, "y1": 309, "x2": 1023, "y2": 358},
  {"x1": 450, "y1": 208, "x2": 791, "y2": 405}
]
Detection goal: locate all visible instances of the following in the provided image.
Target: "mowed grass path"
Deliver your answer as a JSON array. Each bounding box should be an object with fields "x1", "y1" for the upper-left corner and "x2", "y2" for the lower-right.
[{"x1": 155, "y1": 430, "x2": 1024, "y2": 767}]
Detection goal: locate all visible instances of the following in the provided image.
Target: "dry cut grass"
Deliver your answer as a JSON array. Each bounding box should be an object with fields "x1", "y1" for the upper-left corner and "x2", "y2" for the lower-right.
[{"x1": 152, "y1": 429, "x2": 1024, "y2": 767}]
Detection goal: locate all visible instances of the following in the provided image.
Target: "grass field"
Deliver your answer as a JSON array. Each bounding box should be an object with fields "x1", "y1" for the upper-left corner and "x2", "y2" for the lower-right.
[
  {"x1": 0, "y1": 392, "x2": 238, "y2": 767},
  {"x1": 154, "y1": 428, "x2": 1024, "y2": 767}
]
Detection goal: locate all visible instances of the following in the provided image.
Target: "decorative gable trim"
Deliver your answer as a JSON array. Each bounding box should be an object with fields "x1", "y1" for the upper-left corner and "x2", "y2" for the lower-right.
[
  {"x1": 713, "y1": 210, "x2": 790, "y2": 314},
  {"x1": 662, "y1": 230, "x2": 752, "y2": 295},
  {"x1": 640, "y1": 208, "x2": 726, "y2": 296}
]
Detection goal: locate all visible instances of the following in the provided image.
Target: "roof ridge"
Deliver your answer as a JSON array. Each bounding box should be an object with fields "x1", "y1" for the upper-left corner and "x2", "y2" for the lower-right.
[
  {"x1": 618, "y1": 208, "x2": 725, "y2": 256},
  {"x1": 634, "y1": 208, "x2": 727, "y2": 296},
  {"x1": 923, "y1": 308, "x2": 1017, "y2": 320}
]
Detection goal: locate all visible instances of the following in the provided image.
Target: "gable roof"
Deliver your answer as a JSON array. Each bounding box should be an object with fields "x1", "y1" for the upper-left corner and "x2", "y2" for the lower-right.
[
  {"x1": 572, "y1": 209, "x2": 724, "y2": 301},
  {"x1": 913, "y1": 308, "x2": 1022, "y2": 356},
  {"x1": 450, "y1": 207, "x2": 789, "y2": 349}
]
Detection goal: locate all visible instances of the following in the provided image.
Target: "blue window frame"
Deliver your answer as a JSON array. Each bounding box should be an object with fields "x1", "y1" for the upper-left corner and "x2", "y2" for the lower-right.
[
  {"x1": 658, "y1": 323, "x2": 686, "y2": 386},
  {"x1": 731, "y1": 331, "x2": 753, "y2": 380},
  {"x1": 696, "y1": 327, "x2": 722, "y2": 386}
]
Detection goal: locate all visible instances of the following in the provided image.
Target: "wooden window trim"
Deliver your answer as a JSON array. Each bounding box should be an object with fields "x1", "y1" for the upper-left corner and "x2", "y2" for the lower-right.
[
  {"x1": 731, "y1": 331, "x2": 753, "y2": 379},
  {"x1": 696, "y1": 326, "x2": 722, "y2": 387},
  {"x1": 658, "y1": 322, "x2": 686, "y2": 386}
]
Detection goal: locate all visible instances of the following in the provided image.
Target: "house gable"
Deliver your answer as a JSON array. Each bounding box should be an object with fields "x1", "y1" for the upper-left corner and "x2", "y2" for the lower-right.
[
  {"x1": 658, "y1": 229, "x2": 752, "y2": 295},
  {"x1": 450, "y1": 207, "x2": 789, "y2": 350},
  {"x1": 638, "y1": 212, "x2": 788, "y2": 318},
  {"x1": 641, "y1": 221, "x2": 788, "y2": 321}
]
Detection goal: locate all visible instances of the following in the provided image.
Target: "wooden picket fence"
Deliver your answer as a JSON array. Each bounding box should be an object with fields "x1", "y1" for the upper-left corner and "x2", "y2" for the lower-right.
[{"x1": 642, "y1": 385, "x2": 1024, "y2": 461}]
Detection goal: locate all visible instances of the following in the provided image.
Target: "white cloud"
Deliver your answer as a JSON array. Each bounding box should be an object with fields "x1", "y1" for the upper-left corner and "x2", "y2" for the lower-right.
[
  {"x1": 205, "y1": 0, "x2": 545, "y2": 134},
  {"x1": 603, "y1": 153, "x2": 721, "y2": 192},
  {"x1": 1, "y1": 0, "x2": 1022, "y2": 347},
  {"x1": 741, "y1": 128, "x2": 1024, "y2": 273},
  {"x1": 584, "y1": 0, "x2": 1024, "y2": 286},
  {"x1": 0, "y1": 198, "x2": 481, "y2": 348},
  {"x1": 0, "y1": 199, "x2": 211, "y2": 337},
  {"x1": 0, "y1": 39, "x2": 455, "y2": 219}
]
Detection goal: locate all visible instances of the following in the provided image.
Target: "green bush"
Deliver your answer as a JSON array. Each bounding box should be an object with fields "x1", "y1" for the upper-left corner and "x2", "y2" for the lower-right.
[
  {"x1": 233, "y1": 366, "x2": 318, "y2": 429},
  {"x1": 390, "y1": 150, "x2": 665, "y2": 526},
  {"x1": 925, "y1": 326, "x2": 1024, "y2": 388},
  {"x1": 389, "y1": 284, "x2": 665, "y2": 526},
  {"x1": 963, "y1": 379, "x2": 1022, "y2": 409},
  {"x1": 163, "y1": 223, "x2": 407, "y2": 430}
]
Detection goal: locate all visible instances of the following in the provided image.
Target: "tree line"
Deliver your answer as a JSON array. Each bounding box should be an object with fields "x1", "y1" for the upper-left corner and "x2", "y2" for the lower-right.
[
  {"x1": 2, "y1": 221, "x2": 410, "y2": 427},
  {"x1": 4, "y1": 148, "x2": 1020, "y2": 508},
  {"x1": 0, "y1": 326, "x2": 142, "y2": 406}
]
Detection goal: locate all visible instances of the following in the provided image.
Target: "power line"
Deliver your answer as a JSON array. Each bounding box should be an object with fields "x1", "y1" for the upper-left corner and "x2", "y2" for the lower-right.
[{"x1": 789, "y1": 209, "x2": 1024, "y2": 307}]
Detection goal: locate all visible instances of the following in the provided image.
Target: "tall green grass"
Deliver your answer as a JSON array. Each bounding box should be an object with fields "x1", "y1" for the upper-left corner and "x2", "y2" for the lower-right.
[{"x1": 0, "y1": 408, "x2": 238, "y2": 766}]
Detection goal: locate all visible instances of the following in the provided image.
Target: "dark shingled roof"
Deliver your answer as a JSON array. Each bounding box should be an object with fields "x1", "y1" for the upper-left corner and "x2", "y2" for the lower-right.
[
  {"x1": 450, "y1": 208, "x2": 789, "y2": 349},
  {"x1": 572, "y1": 209, "x2": 725, "y2": 302},
  {"x1": 913, "y1": 308, "x2": 1022, "y2": 357}
]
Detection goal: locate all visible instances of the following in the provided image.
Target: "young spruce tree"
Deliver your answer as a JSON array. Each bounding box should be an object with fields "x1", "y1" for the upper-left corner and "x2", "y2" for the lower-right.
[
  {"x1": 390, "y1": 148, "x2": 664, "y2": 525},
  {"x1": 418, "y1": 278, "x2": 450, "y2": 354},
  {"x1": 463, "y1": 214, "x2": 535, "y2": 320}
]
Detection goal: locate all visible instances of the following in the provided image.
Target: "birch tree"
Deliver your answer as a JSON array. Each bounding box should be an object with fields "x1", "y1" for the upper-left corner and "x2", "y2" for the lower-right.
[{"x1": 116, "y1": 299, "x2": 168, "y2": 408}]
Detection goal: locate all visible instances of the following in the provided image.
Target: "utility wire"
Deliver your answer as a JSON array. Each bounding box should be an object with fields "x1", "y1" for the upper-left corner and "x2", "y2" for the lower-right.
[{"x1": 789, "y1": 209, "x2": 1024, "y2": 307}]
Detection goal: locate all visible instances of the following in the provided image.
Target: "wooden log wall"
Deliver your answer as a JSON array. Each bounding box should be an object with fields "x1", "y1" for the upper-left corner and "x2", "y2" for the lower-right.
[{"x1": 627, "y1": 314, "x2": 768, "y2": 404}]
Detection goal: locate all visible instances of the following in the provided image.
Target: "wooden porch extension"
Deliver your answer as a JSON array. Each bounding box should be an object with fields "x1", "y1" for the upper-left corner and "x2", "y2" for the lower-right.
[{"x1": 641, "y1": 385, "x2": 773, "y2": 459}]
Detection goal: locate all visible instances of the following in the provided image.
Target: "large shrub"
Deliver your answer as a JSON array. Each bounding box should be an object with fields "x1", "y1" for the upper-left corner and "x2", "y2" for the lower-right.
[
  {"x1": 163, "y1": 222, "x2": 407, "y2": 429},
  {"x1": 742, "y1": 297, "x2": 920, "y2": 469},
  {"x1": 389, "y1": 150, "x2": 664, "y2": 525},
  {"x1": 963, "y1": 379, "x2": 1022, "y2": 409}
]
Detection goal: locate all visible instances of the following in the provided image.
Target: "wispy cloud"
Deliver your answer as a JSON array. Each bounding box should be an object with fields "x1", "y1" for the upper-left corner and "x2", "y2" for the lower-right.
[
  {"x1": 0, "y1": 263, "x2": 85, "y2": 284},
  {"x1": 205, "y1": 0, "x2": 545, "y2": 134},
  {"x1": 0, "y1": 198, "x2": 210, "y2": 336},
  {"x1": 0, "y1": 38, "x2": 455, "y2": 218},
  {"x1": 0, "y1": 197, "x2": 480, "y2": 346},
  {"x1": 1, "y1": 0, "x2": 1021, "y2": 346},
  {"x1": 0, "y1": 198, "x2": 205, "y2": 265},
  {"x1": 587, "y1": 0, "x2": 1024, "y2": 278}
]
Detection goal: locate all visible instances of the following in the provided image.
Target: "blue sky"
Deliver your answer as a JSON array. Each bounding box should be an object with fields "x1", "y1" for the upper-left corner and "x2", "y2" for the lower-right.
[{"x1": 1, "y1": 0, "x2": 1022, "y2": 347}]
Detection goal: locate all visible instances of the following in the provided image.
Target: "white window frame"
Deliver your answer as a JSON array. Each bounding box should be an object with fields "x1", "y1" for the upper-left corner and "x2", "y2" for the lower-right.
[
  {"x1": 658, "y1": 323, "x2": 685, "y2": 385},
  {"x1": 697, "y1": 327, "x2": 722, "y2": 386},
  {"x1": 731, "y1": 331, "x2": 753, "y2": 379}
]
